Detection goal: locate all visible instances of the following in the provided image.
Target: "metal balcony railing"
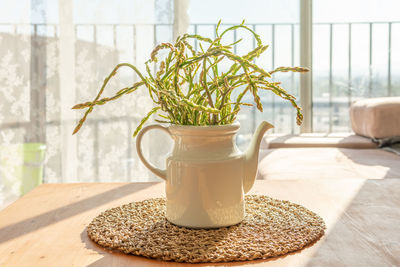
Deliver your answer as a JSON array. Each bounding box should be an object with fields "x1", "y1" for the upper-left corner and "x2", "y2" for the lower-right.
[{"x1": 0, "y1": 21, "x2": 399, "y2": 133}]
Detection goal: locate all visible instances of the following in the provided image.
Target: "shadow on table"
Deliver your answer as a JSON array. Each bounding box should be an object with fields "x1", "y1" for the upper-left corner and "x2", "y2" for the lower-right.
[
  {"x1": 305, "y1": 179, "x2": 400, "y2": 267},
  {"x1": 338, "y1": 148, "x2": 400, "y2": 179},
  {"x1": 81, "y1": 225, "x2": 324, "y2": 266},
  {"x1": 0, "y1": 183, "x2": 155, "y2": 244}
]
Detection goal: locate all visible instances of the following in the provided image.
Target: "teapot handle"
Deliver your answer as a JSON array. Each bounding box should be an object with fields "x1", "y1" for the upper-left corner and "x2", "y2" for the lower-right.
[{"x1": 135, "y1": 124, "x2": 171, "y2": 180}]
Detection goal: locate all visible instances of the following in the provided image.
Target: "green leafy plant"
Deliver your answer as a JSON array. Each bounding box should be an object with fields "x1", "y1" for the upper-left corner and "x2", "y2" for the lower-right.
[{"x1": 72, "y1": 21, "x2": 308, "y2": 136}]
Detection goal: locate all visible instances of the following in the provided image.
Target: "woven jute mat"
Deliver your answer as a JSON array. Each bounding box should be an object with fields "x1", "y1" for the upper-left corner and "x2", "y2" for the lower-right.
[{"x1": 87, "y1": 195, "x2": 325, "y2": 263}]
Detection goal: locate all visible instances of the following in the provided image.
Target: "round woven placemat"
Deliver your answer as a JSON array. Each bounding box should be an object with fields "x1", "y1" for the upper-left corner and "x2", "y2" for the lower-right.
[{"x1": 87, "y1": 195, "x2": 325, "y2": 263}]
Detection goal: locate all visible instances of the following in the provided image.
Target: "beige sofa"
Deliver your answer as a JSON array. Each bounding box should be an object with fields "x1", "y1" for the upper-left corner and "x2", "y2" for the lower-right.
[{"x1": 257, "y1": 97, "x2": 400, "y2": 180}]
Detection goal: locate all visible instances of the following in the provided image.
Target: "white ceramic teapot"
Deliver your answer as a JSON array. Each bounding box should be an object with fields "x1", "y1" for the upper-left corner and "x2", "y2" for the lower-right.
[{"x1": 136, "y1": 121, "x2": 273, "y2": 228}]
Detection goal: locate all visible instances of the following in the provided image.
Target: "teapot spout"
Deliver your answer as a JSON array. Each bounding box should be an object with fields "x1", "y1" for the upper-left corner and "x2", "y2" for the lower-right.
[{"x1": 243, "y1": 121, "x2": 274, "y2": 193}]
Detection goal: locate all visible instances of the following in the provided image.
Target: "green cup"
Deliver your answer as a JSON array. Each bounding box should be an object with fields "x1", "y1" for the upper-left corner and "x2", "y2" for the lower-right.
[{"x1": 0, "y1": 143, "x2": 46, "y2": 196}]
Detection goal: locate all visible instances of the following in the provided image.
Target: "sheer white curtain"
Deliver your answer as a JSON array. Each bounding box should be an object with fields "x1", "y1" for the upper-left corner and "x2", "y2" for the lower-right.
[{"x1": 0, "y1": 0, "x2": 189, "y2": 203}]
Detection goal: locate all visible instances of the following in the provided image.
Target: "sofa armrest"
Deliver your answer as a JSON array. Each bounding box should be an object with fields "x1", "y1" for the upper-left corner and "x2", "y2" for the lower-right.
[{"x1": 350, "y1": 97, "x2": 400, "y2": 139}]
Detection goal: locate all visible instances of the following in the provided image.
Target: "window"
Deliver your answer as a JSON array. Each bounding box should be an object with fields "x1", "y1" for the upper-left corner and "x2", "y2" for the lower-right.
[{"x1": 0, "y1": 0, "x2": 399, "y2": 189}]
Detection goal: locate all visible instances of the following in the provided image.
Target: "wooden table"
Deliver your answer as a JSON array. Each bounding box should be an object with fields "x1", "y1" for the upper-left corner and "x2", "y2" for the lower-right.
[{"x1": 0, "y1": 179, "x2": 399, "y2": 266}]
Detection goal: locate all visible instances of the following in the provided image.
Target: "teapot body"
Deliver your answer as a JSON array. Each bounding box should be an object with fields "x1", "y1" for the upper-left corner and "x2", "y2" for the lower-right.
[{"x1": 165, "y1": 123, "x2": 244, "y2": 228}]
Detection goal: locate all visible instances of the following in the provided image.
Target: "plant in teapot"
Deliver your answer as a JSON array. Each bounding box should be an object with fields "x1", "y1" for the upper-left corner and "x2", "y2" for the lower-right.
[
  {"x1": 72, "y1": 20, "x2": 307, "y2": 136},
  {"x1": 72, "y1": 21, "x2": 309, "y2": 228}
]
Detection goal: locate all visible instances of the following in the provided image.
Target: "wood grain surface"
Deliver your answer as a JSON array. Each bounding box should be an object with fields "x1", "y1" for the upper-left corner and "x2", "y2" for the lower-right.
[{"x1": 0, "y1": 179, "x2": 399, "y2": 267}]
